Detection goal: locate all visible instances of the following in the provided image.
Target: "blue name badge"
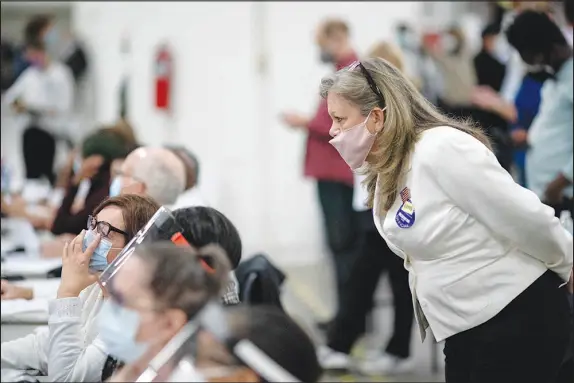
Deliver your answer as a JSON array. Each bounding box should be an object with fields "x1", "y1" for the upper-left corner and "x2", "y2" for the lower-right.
[{"x1": 395, "y1": 200, "x2": 415, "y2": 229}]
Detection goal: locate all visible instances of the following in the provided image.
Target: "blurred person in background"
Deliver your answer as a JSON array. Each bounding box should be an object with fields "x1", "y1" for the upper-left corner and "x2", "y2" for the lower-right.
[
  {"x1": 417, "y1": 33, "x2": 444, "y2": 106},
  {"x1": 110, "y1": 146, "x2": 186, "y2": 206},
  {"x1": 423, "y1": 25, "x2": 477, "y2": 115},
  {"x1": 189, "y1": 305, "x2": 322, "y2": 383},
  {"x1": 21, "y1": 13, "x2": 88, "y2": 84},
  {"x1": 474, "y1": 24, "x2": 507, "y2": 93},
  {"x1": 3, "y1": 18, "x2": 74, "y2": 186},
  {"x1": 470, "y1": 23, "x2": 514, "y2": 172},
  {"x1": 100, "y1": 243, "x2": 230, "y2": 381},
  {"x1": 0, "y1": 125, "x2": 131, "y2": 238},
  {"x1": 509, "y1": 64, "x2": 553, "y2": 187},
  {"x1": 1, "y1": 39, "x2": 16, "y2": 92},
  {"x1": 565, "y1": 0, "x2": 573, "y2": 46},
  {"x1": 167, "y1": 146, "x2": 208, "y2": 208},
  {"x1": 43, "y1": 20, "x2": 88, "y2": 83},
  {"x1": 0, "y1": 195, "x2": 159, "y2": 382},
  {"x1": 498, "y1": 1, "x2": 553, "y2": 104},
  {"x1": 394, "y1": 24, "x2": 423, "y2": 90},
  {"x1": 320, "y1": 56, "x2": 572, "y2": 382},
  {"x1": 52, "y1": 120, "x2": 138, "y2": 203},
  {"x1": 50, "y1": 127, "x2": 132, "y2": 236},
  {"x1": 506, "y1": 10, "x2": 573, "y2": 218},
  {"x1": 424, "y1": 24, "x2": 513, "y2": 171},
  {"x1": 280, "y1": 19, "x2": 358, "y2": 325},
  {"x1": 318, "y1": 42, "x2": 414, "y2": 375}
]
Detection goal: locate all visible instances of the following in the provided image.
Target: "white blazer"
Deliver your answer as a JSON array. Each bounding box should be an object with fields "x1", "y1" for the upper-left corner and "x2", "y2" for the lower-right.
[{"x1": 374, "y1": 126, "x2": 573, "y2": 343}]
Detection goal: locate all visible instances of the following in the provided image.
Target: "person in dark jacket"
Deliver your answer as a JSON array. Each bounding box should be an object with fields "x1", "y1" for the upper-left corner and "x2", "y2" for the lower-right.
[
  {"x1": 468, "y1": 24, "x2": 514, "y2": 171},
  {"x1": 474, "y1": 24, "x2": 507, "y2": 92},
  {"x1": 50, "y1": 127, "x2": 130, "y2": 235}
]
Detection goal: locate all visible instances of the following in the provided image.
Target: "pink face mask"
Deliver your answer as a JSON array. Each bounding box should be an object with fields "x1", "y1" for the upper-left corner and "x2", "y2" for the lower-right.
[{"x1": 329, "y1": 110, "x2": 384, "y2": 170}]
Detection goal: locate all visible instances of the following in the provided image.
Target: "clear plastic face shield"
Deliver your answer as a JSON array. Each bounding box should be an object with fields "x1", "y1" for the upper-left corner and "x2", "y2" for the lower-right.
[
  {"x1": 133, "y1": 320, "x2": 200, "y2": 382},
  {"x1": 99, "y1": 206, "x2": 189, "y2": 294},
  {"x1": 163, "y1": 303, "x2": 301, "y2": 383}
]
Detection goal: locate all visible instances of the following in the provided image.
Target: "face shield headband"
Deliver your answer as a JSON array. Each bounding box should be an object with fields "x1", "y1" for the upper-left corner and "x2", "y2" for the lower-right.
[
  {"x1": 98, "y1": 206, "x2": 215, "y2": 296},
  {"x1": 165, "y1": 302, "x2": 301, "y2": 383}
]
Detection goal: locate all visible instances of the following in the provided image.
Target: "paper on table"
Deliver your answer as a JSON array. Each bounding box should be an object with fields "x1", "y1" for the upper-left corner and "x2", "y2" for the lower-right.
[
  {"x1": 1, "y1": 299, "x2": 49, "y2": 323},
  {"x1": 25, "y1": 204, "x2": 54, "y2": 219},
  {"x1": 15, "y1": 278, "x2": 61, "y2": 300},
  {"x1": 21, "y1": 179, "x2": 52, "y2": 204},
  {"x1": 2, "y1": 218, "x2": 41, "y2": 254},
  {"x1": 0, "y1": 239, "x2": 18, "y2": 255},
  {"x1": 1, "y1": 258, "x2": 62, "y2": 277}
]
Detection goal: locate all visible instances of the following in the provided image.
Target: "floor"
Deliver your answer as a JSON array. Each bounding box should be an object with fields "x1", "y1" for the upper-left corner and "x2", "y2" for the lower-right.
[{"x1": 279, "y1": 261, "x2": 445, "y2": 383}]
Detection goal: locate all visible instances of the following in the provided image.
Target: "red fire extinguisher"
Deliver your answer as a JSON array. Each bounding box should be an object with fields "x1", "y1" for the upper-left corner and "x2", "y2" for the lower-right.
[{"x1": 154, "y1": 45, "x2": 172, "y2": 111}]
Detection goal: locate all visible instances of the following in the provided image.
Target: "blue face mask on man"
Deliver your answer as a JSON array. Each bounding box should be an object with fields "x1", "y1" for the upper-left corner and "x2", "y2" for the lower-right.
[
  {"x1": 97, "y1": 299, "x2": 149, "y2": 363},
  {"x1": 109, "y1": 176, "x2": 122, "y2": 197},
  {"x1": 73, "y1": 156, "x2": 83, "y2": 175},
  {"x1": 82, "y1": 230, "x2": 112, "y2": 272}
]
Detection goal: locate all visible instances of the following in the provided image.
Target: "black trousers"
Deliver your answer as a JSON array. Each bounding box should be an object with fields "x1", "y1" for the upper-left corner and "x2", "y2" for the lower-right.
[
  {"x1": 327, "y1": 210, "x2": 414, "y2": 358},
  {"x1": 316, "y1": 180, "x2": 358, "y2": 310},
  {"x1": 22, "y1": 125, "x2": 56, "y2": 185},
  {"x1": 546, "y1": 197, "x2": 574, "y2": 218},
  {"x1": 444, "y1": 270, "x2": 573, "y2": 383}
]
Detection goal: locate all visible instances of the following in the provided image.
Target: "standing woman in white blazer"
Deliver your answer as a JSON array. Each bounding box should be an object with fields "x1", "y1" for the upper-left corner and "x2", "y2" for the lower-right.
[{"x1": 320, "y1": 57, "x2": 573, "y2": 383}]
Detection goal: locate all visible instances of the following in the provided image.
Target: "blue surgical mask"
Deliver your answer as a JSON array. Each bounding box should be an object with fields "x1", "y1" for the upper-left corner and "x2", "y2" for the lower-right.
[
  {"x1": 97, "y1": 299, "x2": 149, "y2": 364},
  {"x1": 82, "y1": 230, "x2": 112, "y2": 272},
  {"x1": 319, "y1": 50, "x2": 335, "y2": 64},
  {"x1": 43, "y1": 27, "x2": 59, "y2": 53},
  {"x1": 73, "y1": 156, "x2": 82, "y2": 175},
  {"x1": 109, "y1": 176, "x2": 122, "y2": 197}
]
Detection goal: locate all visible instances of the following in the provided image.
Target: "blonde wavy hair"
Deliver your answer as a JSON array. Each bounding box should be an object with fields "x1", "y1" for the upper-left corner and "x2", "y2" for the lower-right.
[{"x1": 319, "y1": 57, "x2": 492, "y2": 215}]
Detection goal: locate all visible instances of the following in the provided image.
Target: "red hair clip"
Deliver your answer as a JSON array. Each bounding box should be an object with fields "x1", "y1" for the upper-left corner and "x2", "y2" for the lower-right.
[{"x1": 170, "y1": 232, "x2": 216, "y2": 274}]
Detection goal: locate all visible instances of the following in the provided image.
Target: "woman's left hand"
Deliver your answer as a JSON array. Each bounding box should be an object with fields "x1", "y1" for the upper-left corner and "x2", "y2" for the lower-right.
[{"x1": 57, "y1": 230, "x2": 100, "y2": 298}]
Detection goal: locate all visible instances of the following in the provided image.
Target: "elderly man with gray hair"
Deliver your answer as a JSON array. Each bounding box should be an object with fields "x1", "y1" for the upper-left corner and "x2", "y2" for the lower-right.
[{"x1": 110, "y1": 146, "x2": 185, "y2": 206}]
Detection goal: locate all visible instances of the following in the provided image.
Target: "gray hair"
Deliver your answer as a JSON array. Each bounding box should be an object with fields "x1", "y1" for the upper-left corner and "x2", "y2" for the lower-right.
[
  {"x1": 319, "y1": 57, "x2": 492, "y2": 214},
  {"x1": 132, "y1": 149, "x2": 185, "y2": 205}
]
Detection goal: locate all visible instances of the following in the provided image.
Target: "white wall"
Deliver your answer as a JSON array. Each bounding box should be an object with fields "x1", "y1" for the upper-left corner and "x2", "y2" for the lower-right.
[{"x1": 72, "y1": 1, "x2": 422, "y2": 266}]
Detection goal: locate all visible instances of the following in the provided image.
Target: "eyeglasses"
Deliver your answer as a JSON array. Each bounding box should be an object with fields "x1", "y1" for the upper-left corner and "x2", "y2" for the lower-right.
[
  {"x1": 348, "y1": 61, "x2": 386, "y2": 109},
  {"x1": 87, "y1": 215, "x2": 128, "y2": 238}
]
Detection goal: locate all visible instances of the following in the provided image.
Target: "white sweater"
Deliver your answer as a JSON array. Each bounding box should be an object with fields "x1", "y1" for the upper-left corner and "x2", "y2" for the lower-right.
[
  {"x1": 1, "y1": 284, "x2": 108, "y2": 382},
  {"x1": 2, "y1": 62, "x2": 74, "y2": 137}
]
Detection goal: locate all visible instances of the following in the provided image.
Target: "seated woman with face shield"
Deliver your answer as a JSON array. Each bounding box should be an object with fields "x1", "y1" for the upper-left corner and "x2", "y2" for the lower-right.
[
  {"x1": 1, "y1": 194, "x2": 160, "y2": 382},
  {"x1": 96, "y1": 235, "x2": 231, "y2": 382},
  {"x1": 159, "y1": 305, "x2": 323, "y2": 383}
]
